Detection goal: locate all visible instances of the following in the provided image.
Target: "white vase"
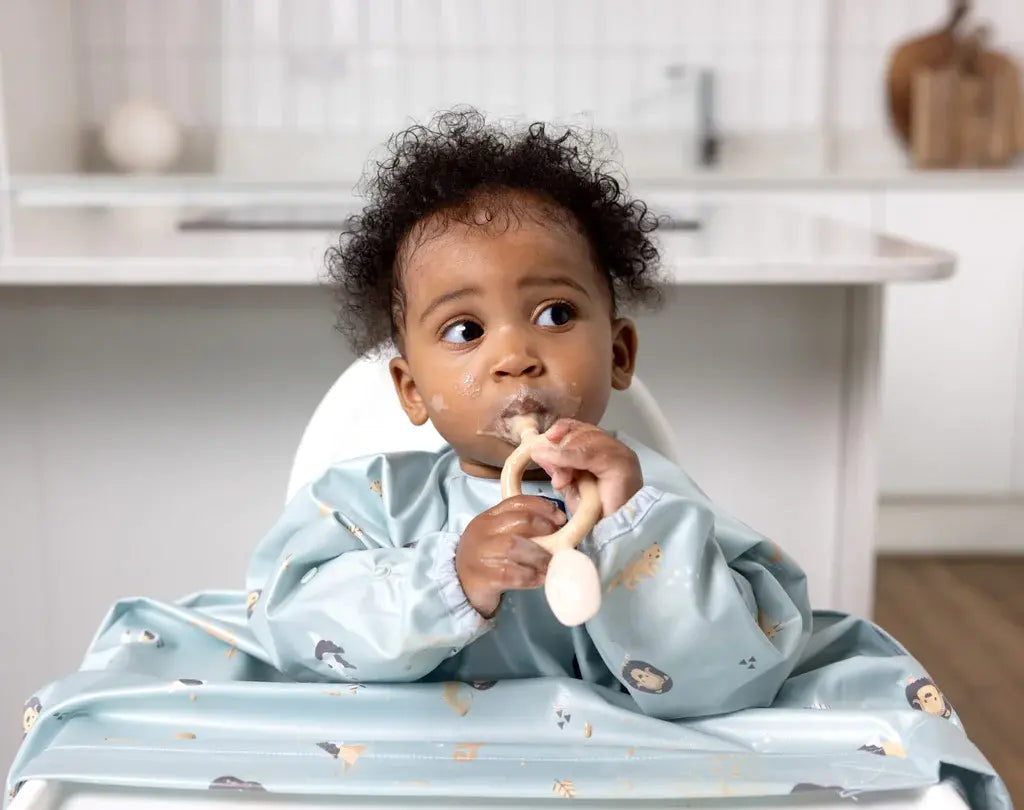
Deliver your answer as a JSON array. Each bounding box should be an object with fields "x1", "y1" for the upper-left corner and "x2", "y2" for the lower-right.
[{"x1": 101, "y1": 99, "x2": 183, "y2": 174}]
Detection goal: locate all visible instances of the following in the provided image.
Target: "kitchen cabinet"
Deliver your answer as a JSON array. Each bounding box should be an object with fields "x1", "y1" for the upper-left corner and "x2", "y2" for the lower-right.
[
  {"x1": 657, "y1": 184, "x2": 1024, "y2": 498},
  {"x1": 695, "y1": 187, "x2": 1024, "y2": 499},
  {"x1": 879, "y1": 190, "x2": 1024, "y2": 495}
]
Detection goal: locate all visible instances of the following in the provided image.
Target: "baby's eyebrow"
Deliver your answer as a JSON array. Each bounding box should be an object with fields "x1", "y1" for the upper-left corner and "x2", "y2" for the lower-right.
[
  {"x1": 420, "y1": 286, "x2": 481, "y2": 323},
  {"x1": 518, "y1": 275, "x2": 591, "y2": 298}
]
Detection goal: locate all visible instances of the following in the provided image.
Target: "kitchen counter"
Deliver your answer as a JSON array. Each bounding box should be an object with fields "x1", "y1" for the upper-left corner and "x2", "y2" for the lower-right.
[
  {"x1": 0, "y1": 202, "x2": 953, "y2": 286},
  {"x1": 12, "y1": 168, "x2": 1024, "y2": 201}
]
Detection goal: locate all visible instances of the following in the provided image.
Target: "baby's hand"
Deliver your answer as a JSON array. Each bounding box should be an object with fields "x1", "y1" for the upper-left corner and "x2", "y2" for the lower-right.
[
  {"x1": 529, "y1": 419, "x2": 643, "y2": 518},
  {"x1": 456, "y1": 495, "x2": 564, "y2": 618}
]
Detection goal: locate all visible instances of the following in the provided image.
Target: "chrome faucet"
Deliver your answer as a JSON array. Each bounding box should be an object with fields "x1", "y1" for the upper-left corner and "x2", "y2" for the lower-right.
[
  {"x1": 665, "y1": 64, "x2": 720, "y2": 169},
  {"x1": 697, "y1": 68, "x2": 719, "y2": 168}
]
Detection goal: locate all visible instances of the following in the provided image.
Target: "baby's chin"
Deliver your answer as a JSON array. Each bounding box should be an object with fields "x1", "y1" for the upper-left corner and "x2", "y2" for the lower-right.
[
  {"x1": 458, "y1": 458, "x2": 551, "y2": 482},
  {"x1": 451, "y1": 438, "x2": 550, "y2": 482}
]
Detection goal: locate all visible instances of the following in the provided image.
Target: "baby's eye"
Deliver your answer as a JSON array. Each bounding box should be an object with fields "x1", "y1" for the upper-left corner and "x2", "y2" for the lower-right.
[
  {"x1": 536, "y1": 302, "x2": 575, "y2": 327},
  {"x1": 441, "y1": 320, "x2": 484, "y2": 343}
]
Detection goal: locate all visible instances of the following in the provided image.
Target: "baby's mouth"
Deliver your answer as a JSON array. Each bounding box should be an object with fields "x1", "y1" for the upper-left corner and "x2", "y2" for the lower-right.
[
  {"x1": 480, "y1": 389, "x2": 562, "y2": 444},
  {"x1": 499, "y1": 394, "x2": 551, "y2": 423}
]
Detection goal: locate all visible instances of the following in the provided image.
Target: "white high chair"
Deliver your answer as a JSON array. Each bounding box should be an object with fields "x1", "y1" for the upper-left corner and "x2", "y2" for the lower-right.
[
  {"x1": 287, "y1": 354, "x2": 682, "y2": 500},
  {"x1": 10, "y1": 357, "x2": 971, "y2": 810}
]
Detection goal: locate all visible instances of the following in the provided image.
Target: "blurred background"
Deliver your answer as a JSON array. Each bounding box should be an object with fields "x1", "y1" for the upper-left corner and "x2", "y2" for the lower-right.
[
  {"x1": 1, "y1": 0, "x2": 1023, "y2": 800},
  {"x1": 3, "y1": 0, "x2": 1023, "y2": 176}
]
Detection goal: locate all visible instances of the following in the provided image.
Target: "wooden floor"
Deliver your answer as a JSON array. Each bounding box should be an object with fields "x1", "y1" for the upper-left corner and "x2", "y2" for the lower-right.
[{"x1": 874, "y1": 556, "x2": 1024, "y2": 807}]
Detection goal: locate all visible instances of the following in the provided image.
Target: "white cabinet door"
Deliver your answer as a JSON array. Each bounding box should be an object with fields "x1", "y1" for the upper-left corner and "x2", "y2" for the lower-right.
[{"x1": 880, "y1": 191, "x2": 1024, "y2": 495}]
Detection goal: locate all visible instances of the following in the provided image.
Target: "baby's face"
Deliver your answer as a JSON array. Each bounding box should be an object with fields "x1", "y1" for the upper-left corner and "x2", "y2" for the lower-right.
[{"x1": 390, "y1": 195, "x2": 637, "y2": 478}]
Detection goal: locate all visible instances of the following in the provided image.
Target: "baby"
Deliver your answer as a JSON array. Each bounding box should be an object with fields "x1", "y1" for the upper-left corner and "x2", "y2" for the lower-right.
[
  {"x1": 246, "y1": 109, "x2": 811, "y2": 719},
  {"x1": 11, "y1": 110, "x2": 1004, "y2": 808}
]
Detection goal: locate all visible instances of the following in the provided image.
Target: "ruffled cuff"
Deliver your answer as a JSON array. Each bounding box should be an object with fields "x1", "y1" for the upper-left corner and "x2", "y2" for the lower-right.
[
  {"x1": 583, "y1": 486, "x2": 664, "y2": 556},
  {"x1": 432, "y1": 532, "x2": 494, "y2": 646}
]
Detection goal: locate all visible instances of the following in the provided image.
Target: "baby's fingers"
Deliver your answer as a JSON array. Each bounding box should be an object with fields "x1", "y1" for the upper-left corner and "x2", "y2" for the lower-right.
[
  {"x1": 485, "y1": 558, "x2": 545, "y2": 591},
  {"x1": 506, "y1": 534, "x2": 552, "y2": 573},
  {"x1": 545, "y1": 466, "x2": 582, "y2": 512},
  {"x1": 542, "y1": 418, "x2": 591, "y2": 445},
  {"x1": 490, "y1": 494, "x2": 567, "y2": 526},
  {"x1": 532, "y1": 458, "x2": 575, "y2": 492},
  {"x1": 531, "y1": 425, "x2": 603, "y2": 468},
  {"x1": 560, "y1": 481, "x2": 581, "y2": 515}
]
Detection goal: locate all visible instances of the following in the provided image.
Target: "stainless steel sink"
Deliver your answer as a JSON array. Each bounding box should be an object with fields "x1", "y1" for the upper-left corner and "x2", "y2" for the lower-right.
[{"x1": 178, "y1": 206, "x2": 700, "y2": 232}]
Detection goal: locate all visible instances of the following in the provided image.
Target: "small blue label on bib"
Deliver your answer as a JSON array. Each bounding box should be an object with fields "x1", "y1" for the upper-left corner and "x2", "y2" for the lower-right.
[{"x1": 540, "y1": 496, "x2": 567, "y2": 515}]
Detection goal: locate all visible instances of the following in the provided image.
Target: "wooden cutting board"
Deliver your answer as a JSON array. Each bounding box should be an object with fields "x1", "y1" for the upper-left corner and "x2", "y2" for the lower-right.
[
  {"x1": 910, "y1": 26, "x2": 1024, "y2": 168},
  {"x1": 973, "y1": 43, "x2": 1024, "y2": 158},
  {"x1": 887, "y1": 0, "x2": 971, "y2": 145},
  {"x1": 911, "y1": 66, "x2": 960, "y2": 167}
]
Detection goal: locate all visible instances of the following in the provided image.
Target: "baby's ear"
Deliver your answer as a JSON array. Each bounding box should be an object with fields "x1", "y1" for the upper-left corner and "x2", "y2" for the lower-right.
[
  {"x1": 610, "y1": 318, "x2": 638, "y2": 391},
  {"x1": 389, "y1": 357, "x2": 429, "y2": 426}
]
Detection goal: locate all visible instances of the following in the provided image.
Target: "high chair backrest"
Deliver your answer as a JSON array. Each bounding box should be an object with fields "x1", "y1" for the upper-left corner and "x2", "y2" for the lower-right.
[{"x1": 286, "y1": 355, "x2": 680, "y2": 500}]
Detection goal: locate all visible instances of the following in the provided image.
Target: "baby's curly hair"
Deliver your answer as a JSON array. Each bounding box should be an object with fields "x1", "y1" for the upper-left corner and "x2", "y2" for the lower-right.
[{"x1": 326, "y1": 108, "x2": 662, "y2": 356}]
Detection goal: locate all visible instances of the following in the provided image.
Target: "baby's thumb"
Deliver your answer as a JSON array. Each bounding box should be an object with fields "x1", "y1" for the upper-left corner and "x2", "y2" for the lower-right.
[
  {"x1": 532, "y1": 457, "x2": 570, "y2": 490},
  {"x1": 561, "y1": 481, "x2": 581, "y2": 514}
]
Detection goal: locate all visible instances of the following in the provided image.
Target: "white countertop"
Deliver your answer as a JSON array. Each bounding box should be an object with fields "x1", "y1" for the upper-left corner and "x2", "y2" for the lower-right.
[
  {"x1": 0, "y1": 202, "x2": 954, "y2": 287},
  {"x1": 11, "y1": 170, "x2": 1024, "y2": 206}
]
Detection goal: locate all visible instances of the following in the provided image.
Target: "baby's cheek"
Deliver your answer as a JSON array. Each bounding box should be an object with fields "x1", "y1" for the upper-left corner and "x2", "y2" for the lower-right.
[{"x1": 427, "y1": 392, "x2": 451, "y2": 414}]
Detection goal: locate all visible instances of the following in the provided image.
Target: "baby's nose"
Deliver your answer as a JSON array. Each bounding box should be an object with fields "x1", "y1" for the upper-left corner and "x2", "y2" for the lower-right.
[
  {"x1": 489, "y1": 328, "x2": 543, "y2": 378},
  {"x1": 492, "y1": 353, "x2": 542, "y2": 378}
]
